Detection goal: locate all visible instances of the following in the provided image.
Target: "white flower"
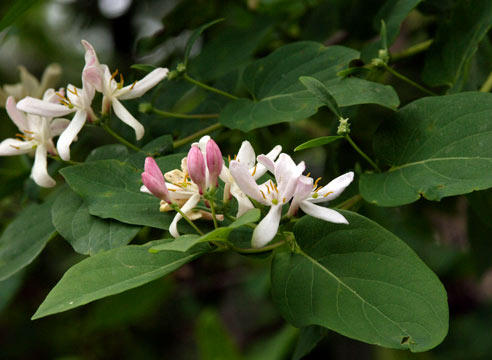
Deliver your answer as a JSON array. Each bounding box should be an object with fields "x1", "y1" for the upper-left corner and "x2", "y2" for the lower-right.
[
  {"x1": 0, "y1": 63, "x2": 62, "y2": 107},
  {"x1": 287, "y1": 172, "x2": 354, "y2": 223},
  {"x1": 16, "y1": 80, "x2": 96, "y2": 161},
  {"x1": 219, "y1": 140, "x2": 282, "y2": 217},
  {"x1": 81, "y1": 40, "x2": 169, "y2": 140},
  {"x1": 230, "y1": 153, "x2": 304, "y2": 248},
  {"x1": 0, "y1": 95, "x2": 69, "y2": 187}
]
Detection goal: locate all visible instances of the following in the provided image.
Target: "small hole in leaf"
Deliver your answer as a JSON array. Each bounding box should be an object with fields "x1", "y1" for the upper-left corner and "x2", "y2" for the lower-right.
[{"x1": 401, "y1": 336, "x2": 410, "y2": 345}]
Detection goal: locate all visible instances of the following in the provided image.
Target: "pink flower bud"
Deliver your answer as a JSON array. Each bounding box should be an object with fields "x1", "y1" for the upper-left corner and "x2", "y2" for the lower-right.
[
  {"x1": 206, "y1": 139, "x2": 223, "y2": 188},
  {"x1": 187, "y1": 145, "x2": 207, "y2": 194},
  {"x1": 142, "y1": 157, "x2": 171, "y2": 203}
]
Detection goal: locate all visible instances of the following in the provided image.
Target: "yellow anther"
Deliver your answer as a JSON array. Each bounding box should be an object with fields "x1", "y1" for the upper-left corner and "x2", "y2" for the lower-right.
[
  {"x1": 314, "y1": 186, "x2": 323, "y2": 193},
  {"x1": 234, "y1": 154, "x2": 237, "y2": 160},
  {"x1": 118, "y1": 73, "x2": 124, "y2": 88},
  {"x1": 10, "y1": 145, "x2": 20, "y2": 150},
  {"x1": 283, "y1": 197, "x2": 286, "y2": 203},
  {"x1": 266, "y1": 184, "x2": 271, "y2": 194},
  {"x1": 228, "y1": 154, "x2": 231, "y2": 164},
  {"x1": 306, "y1": 172, "x2": 311, "y2": 177},
  {"x1": 168, "y1": 188, "x2": 176, "y2": 192},
  {"x1": 24, "y1": 130, "x2": 34, "y2": 134},
  {"x1": 67, "y1": 87, "x2": 78, "y2": 96},
  {"x1": 110, "y1": 69, "x2": 119, "y2": 81},
  {"x1": 130, "y1": 80, "x2": 137, "y2": 90},
  {"x1": 251, "y1": 165, "x2": 257, "y2": 176},
  {"x1": 273, "y1": 182, "x2": 278, "y2": 193},
  {"x1": 314, "y1": 177, "x2": 322, "y2": 188},
  {"x1": 323, "y1": 191, "x2": 334, "y2": 197},
  {"x1": 259, "y1": 190, "x2": 266, "y2": 199}
]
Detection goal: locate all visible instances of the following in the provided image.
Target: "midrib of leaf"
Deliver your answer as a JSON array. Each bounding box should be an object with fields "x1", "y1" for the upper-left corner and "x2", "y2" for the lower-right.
[
  {"x1": 299, "y1": 249, "x2": 411, "y2": 337},
  {"x1": 389, "y1": 156, "x2": 492, "y2": 172}
]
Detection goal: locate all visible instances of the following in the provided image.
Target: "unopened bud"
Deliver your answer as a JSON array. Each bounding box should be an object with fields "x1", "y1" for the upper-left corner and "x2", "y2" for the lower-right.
[
  {"x1": 187, "y1": 145, "x2": 207, "y2": 194},
  {"x1": 337, "y1": 118, "x2": 350, "y2": 136},
  {"x1": 206, "y1": 139, "x2": 223, "y2": 188},
  {"x1": 142, "y1": 157, "x2": 171, "y2": 203}
]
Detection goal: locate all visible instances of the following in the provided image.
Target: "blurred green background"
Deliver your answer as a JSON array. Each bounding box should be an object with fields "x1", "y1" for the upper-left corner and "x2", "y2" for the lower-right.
[{"x1": 1, "y1": 0, "x2": 492, "y2": 359}]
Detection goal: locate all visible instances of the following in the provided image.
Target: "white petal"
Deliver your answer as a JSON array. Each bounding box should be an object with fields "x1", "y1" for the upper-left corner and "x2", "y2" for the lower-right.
[
  {"x1": 111, "y1": 98, "x2": 145, "y2": 140},
  {"x1": 83, "y1": 67, "x2": 104, "y2": 93},
  {"x1": 275, "y1": 154, "x2": 304, "y2": 200},
  {"x1": 236, "y1": 141, "x2": 256, "y2": 169},
  {"x1": 117, "y1": 68, "x2": 169, "y2": 100},
  {"x1": 229, "y1": 161, "x2": 267, "y2": 204},
  {"x1": 32, "y1": 144, "x2": 56, "y2": 187},
  {"x1": 287, "y1": 175, "x2": 313, "y2": 217},
  {"x1": 310, "y1": 171, "x2": 354, "y2": 203},
  {"x1": 252, "y1": 204, "x2": 283, "y2": 248},
  {"x1": 50, "y1": 118, "x2": 71, "y2": 136},
  {"x1": 0, "y1": 138, "x2": 34, "y2": 155},
  {"x1": 169, "y1": 193, "x2": 201, "y2": 238},
  {"x1": 18, "y1": 66, "x2": 40, "y2": 96},
  {"x1": 140, "y1": 185, "x2": 151, "y2": 194},
  {"x1": 254, "y1": 144, "x2": 281, "y2": 178},
  {"x1": 257, "y1": 154, "x2": 275, "y2": 174},
  {"x1": 6, "y1": 96, "x2": 28, "y2": 131},
  {"x1": 57, "y1": 110, "x2": 87, "y2": 161},
  {"x1": 300, "y1": 201, "x2": 348, "y2": 224},
  {"x1": 17, "y1": 96, "x2": 73, "y2": 117},
  {"x1": 230, "y1": 183, "x2": 254, "y2": 217}
]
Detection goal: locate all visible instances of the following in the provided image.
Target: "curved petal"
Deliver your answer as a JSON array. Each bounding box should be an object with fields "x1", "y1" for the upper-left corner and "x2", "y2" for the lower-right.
[
  {"x1": 82, "y1": 67, "x2": 104, "y2": 93},
  {"x1": 32, "y1": 144, "x2": 56, "y2": 187},
  {"x1": 56, "y1": 110, "x2": 87, "y2": 161},
  {"x1": 6, "y1": 96, "x2": 28, "y2": 131},
  {"x1": 251, "y1": 204, "x2": 282, "y2": 248},
  {"x1": 50, "y1": 118, "x2": 71, "y2": 136},
  {"x1": 0, "y1": 138, "x2": 34, "y2": 156},
  {"x1": 255, "y1": 144, "x2": 282, "y2": 178},
  {"x1": 310, "y1": 171, "x2": 354, "y2": 203},
  {"x1": 81, "y1": 40, "x2": 100, "y2": 67},
  {"x1": 230, "y1": 183, "x2": 254, "y2": 217},
  {"x1": 18, "y1": 66, "x2": 40, "y2": 96},
  {"x1": 117, "y1": 68, "x2": 169, "y2": 100},
  {"x1": 300, "y1": 201, "x2": 348, "y2": 224},
  {"x1": 169, "y1": 193, "x2": 201, "y2": 238},
  {"x1": 256, "y1": 155, "x2": 275, "y2": 174},
  {"x1": 236, "y1": 141, "x2": 255, "y2": 169},
  {"x1": 287, "y1": 175, "x2": 313, "y2": 217},
  {"x1": 17, "y1": 96, "x2": 73, "y2": 117},
  {"x1": 111, "y1": 98, "x2": 145, "y2": 140},
  {"x1": 229, "y1": 161, "x2": 267, "y2": 204}
]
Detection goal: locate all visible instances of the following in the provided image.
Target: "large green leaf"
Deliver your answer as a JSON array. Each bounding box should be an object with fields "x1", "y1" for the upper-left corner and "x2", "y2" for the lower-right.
[
  {"x1": 52, "y1": 187, "x2": 141, "y2": 255},
  {"x1": 360, "y1": 92, "x2": 492, "y2": 206},
  {"x1": 271, "y1": 212, "x2": 448, "y2": 352},
  {"x1": 32, "y1": 241, "x2": 208, "y2": 319},
  {"x1": 219, "y1": 42, "x2": 399, "y2": 132},
  {"x1": 0, "y1": 0, "x2": 42, "y2": 33},
  {"x1": 60, "y1": 154, "x2": 185, "y2": 229},
  {"x1": 0, "y1": 193, "x2": 58, "y2": 280},
  {"x1": 422, "y1": 0, "x2": 492, "y2": 90}
]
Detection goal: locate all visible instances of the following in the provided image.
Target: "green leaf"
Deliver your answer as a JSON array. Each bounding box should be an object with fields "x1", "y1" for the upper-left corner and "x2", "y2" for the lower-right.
[
  {"x1": 299, "y1": 76, "x2": 342, "y2": 118},
  {"x1": 150, "y1": 209, "x2": 261, "y2": 252},
  {"x1": 361, "y1": 0, "x2": 423, "y2": 62},
  {"x1": 86, "y1": 144, "x2": 129, "y2": 162},
  {"x1": 360, "y1": 92, "x2": 492, "y2": 206},
  {"x1": 61, "y1": 155, "x2": 185, "y2": 229},
  {"x1": 52, "y1": 187, "x2": 141, "y2": 255},
  {"x1": 32, "y1": 241, "x2": 208, "y2": 319},
  {"x1": 422, "y1": 0, "x2": 492, "y2": 89},
  {"x1": 219, "y1": 42, "x2": 399, "y2": 132},
  {"x1": 196, "y1": 308, "x2": 242, "y2": 360},
  {"x1": 294, "y1": 136, "x2": 343, "y2": 152},
  {"x1": 184, "y1": 18, "x2": 224, "y2": 67},
  {"x1": 0, "y1": 192, "x2": 58, "y2": 281},
  {"x1": 292, "y1": 326, "x2": 327, "y2": 360},
  {"x1": 0, "y1": 0, "x2": 42, "y2": 33},
  {"x1": 271, "y1": 212, "x2": 448, "y2": 352},
  {"x1": 245, "y1": 325, "x2": 298, "y2": 360},
  {"x1": 0, "y1": 270, "x2": 24, "y2": 313}
]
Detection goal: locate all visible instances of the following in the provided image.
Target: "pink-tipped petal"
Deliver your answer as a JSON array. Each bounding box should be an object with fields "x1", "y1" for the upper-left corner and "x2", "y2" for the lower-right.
[
  {"x1": 17, "y1": 96, "x2": 73, "y2": 118},
  {"x1": 287, "y1": 175, "x2": 314, "y2": 217},
  {"x1": 229, "y1": 160, "x2": 268, "y2": 204},
  {"x1": 254, "y1": 144, "x2": 282, "y2": 179},
  {"x1": 251, "y1": 204, "x2": 283, "y2": 248},
  {"x1": 206, "y1": 139, "x2": 223, "y2": 187},
  {"x1": 6, "y1": 96, "x2": 29, "y2": 131},
  {"x1": 236, "y1": 141, "x2": 256, "y2": 169},
  {"x1": 187, "y1": 145, "x2": 207, "y2": 194},
  {"x1": 142, "y1": 157, "x2": 171, "y2": 203}
]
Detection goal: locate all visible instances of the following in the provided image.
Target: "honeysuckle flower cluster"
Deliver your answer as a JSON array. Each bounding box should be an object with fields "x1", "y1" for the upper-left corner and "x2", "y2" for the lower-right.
[
  {"x1": 0, "y1": 40, "x2": 168, "y2": 187},
  {"x1": 140, "y1": 136, "x2": 354, "y2": 248}
]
